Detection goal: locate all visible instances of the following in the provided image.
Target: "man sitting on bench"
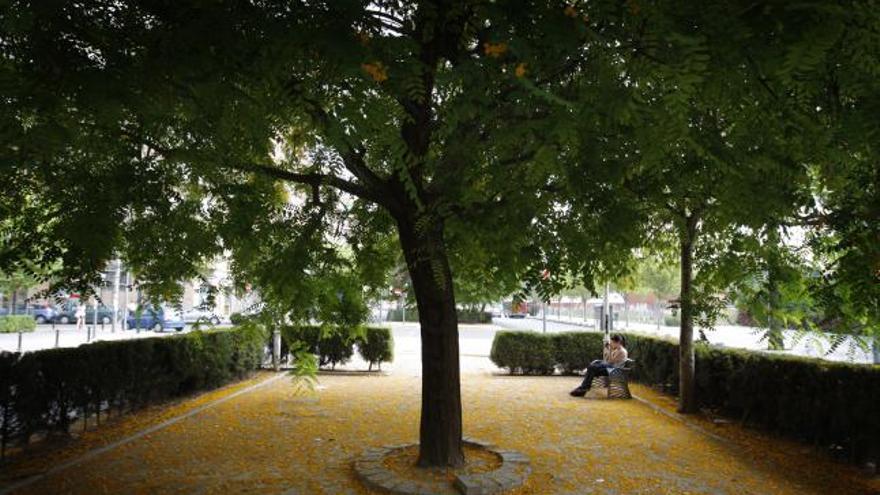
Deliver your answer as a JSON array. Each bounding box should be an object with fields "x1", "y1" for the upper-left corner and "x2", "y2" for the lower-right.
[{"x1": 569, "y1": 334, "x2": 628, "y2": 397}]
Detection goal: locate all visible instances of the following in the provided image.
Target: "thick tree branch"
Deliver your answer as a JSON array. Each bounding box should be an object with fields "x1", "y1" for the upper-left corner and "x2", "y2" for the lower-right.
[
  {"x1": 229, "y1": 162, "x2": 388, "y2": 207},
  {"x1": 121, "y1": 128, "x2": 389, "y2": 207},
  {"x1": 292, "y1": 90, "x2": 395, "y2": 201}
]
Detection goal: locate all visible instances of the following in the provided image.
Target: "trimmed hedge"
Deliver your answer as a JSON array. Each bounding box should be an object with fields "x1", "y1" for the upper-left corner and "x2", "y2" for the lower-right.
[
  {"x1": 279, "y1": 324, "x2": 393, "y2": 370},
  {"x1": 0, "y1": 325, "x2": 266, "y2": 457},
  {"x1": 552, "y1": 332, "x2": 604, "y2": 375},
  {"x1": 457, "y1": 310, "x2": 493, "y2": 324},
  {"x1": 490, "y1": 331, "x2": 555, "y2": 375},
  {"x1": 358, "y1": 327, "x2": 394, "y2": 371},
  {"x1": 0, "y1": 316, "x2": 36, "y2": 333},
  {"x1": 490, "y1": 329, "x2": 880, "y2": 464}
]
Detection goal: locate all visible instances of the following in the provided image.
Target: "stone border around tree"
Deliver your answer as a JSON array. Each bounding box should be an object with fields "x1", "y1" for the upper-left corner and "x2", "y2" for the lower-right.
[{"x1": 354, "y1": 437, "x2": 531, "y2": 495}]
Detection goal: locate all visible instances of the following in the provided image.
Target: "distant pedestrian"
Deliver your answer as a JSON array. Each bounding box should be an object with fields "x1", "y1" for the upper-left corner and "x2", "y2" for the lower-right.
[
  {"x1": 75, "y1": 303, "x2": 86, "y2": 331},
  {"x1": 570, "y1": 334, "x2": 628, "y2": 397}
]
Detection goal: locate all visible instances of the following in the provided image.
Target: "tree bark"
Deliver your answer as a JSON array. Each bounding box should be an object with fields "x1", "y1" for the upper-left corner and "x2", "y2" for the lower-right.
[
  {"x1": 396, "y1": 217, "x2": 464, "y2": 468},
  {"x1": 678, "y1": 214, "x2": 698, "y2": 414}
]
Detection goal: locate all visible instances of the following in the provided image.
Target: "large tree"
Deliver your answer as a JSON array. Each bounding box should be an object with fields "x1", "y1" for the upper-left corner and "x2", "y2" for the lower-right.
[
  {"x1": 0, "y1": 1, "x2": 632, "y2": 466},
  {"x1": 541, "y1": 0, "x2": 827, "y2": 413}
]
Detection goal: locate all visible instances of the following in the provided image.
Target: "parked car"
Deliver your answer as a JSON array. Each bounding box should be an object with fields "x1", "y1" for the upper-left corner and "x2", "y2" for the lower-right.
[
  {"x1": 181, "y1": 308, "x2": 224, "y2": 326},
  {"x1": 0, "y1": 304, "x2": 57, "y2": 324},
  {"x1": 126, "y1": 306, "x2": 186, "y2": 332},
  {"x1": 54, "y1": 302, "x2": 117, "y2": 325}
]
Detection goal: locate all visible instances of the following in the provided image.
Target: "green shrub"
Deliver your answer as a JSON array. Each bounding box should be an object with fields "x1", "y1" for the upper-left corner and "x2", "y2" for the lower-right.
[
  {"x1": 664, "y1": 315, "x2": 681, "y2": 327},
  {"x1": 490, "y1": 331, "x2": 555, "y2": 375},
  {"x1": 552, "y1": 332, "x2": 604, "y2": 374},
  {"x1": 457, "y1": 310, "x2": 493, "y2": 324},
  {"x1": 279, "y1": 324, "x2": 365, "y2": 369},
  {"x1": 623, "y1": 331, "x2": 880, "y2": 465},
  {"x1": 0, "y1": 316, "x2": 36, "y2": 333},
  {"x1": 489, "y1": 329, "x2": 880, "y2": 464},
  {"x1": 0, "y1": 326, "x2": 266, "y2": 458},
  {"x1": 357, "y1": 326, "x2": 394, "y2": 370},
  {"x1": 317, "y1": 325, "x2": 360, "y2": 369}
]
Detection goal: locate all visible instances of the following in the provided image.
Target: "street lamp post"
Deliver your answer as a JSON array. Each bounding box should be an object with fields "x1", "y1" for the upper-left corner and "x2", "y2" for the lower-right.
[
  {"x1": 602, "y1": 281, "x2": 610, "y2": 342},
  {"x1": 112, "y1": 258, "x2": 121, "y2": 333},
  {"x1": 542, "y1": 300, "x2": 546, "y2": 333}
]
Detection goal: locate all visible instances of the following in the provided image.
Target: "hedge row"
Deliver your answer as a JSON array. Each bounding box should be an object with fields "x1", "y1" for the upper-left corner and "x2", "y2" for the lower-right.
[
  {"x1": 277, "y1": 325, "x2": 393, "y2": 370},
  {"x1": 0, "y1": 325, "x2": 266, "y2": 457},
  {"x1": 490, "y1": 330, "x2": 880, "y2": 463},
  {"x1": 490, "y1": 331, "x2": 604, "y2": 375},
  {"x1": 0, "y1": 316, "x2": 36, "y2": 333}
]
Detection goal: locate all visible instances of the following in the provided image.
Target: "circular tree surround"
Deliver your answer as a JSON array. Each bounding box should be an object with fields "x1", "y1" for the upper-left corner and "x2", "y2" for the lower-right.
[{"x1": 354, "y1": 438, "x2": 531, "y2": 495}]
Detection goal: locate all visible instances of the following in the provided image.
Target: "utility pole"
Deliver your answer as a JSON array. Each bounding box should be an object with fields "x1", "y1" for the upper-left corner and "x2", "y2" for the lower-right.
[
  {"x1": 122, "y1": 273, "x2": 130, "y2": 331},
  {"x1": 603, "y1": 281, "x2": 610, "y2": 342},
  {"x1": 541, "y1": 302, "x2": 546, "y2": 333},
  {"x1": 111, "y1": 258, "x2": 121, "y2": 332},
  {"x1": 582, "y1": 295, "x2": 587, "y2": 323}
]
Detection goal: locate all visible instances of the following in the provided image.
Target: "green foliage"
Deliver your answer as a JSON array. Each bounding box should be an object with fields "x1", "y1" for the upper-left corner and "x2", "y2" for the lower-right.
[
  {"x1": 0, "y1": 316, "x2": 35, "y2": 333},
  {"x1": 626, "y1": 255, "x2": 681, "y2": 301},
  {"x1": 357, "y1": 327, "x2": 394, "y2": 371},
  {"x1": 229, "y1": 312, "x2": 246, "y2": 325},
  {"x1": 664, "y1": 315, "x2": 682, "y2": 327},
  {"x1": 489, "y1": 331, "x2": 555, "y2": 375},
  {"x1": 315, "y1": 325, "x2": 360, "y2": 370},
  {"x1": 551, "y1": 332, "x2": 605, "y2": 375},
  {"x1": 492, "y1": 330, "x2": 880, "y2": 463},
  {"x1": 288, "y1": 349, "x2": 319, "y2": 395},
  {"x1": 0, "y1": 326, "x2": 265, "y2": 455},
  {"x1": 456, "y1": 310, "x2": 493, "y2": 324},
  {"x1": 279, "y1": 324, "x2": 387, "y2": 371},
  {"x1": 627, "y1": 332, "x2": 880, "y2": 464}
]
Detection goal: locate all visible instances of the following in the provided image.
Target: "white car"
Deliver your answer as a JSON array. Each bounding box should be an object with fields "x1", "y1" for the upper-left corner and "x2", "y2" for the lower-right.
[{"x1": 181, "y1": 309, "x2": 224, "y2": 325}]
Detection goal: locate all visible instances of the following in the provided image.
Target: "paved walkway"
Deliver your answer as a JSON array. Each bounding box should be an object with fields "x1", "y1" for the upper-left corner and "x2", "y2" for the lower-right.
[{"x1": 1, "y1": 371, "x2": 876, "y2": 495}]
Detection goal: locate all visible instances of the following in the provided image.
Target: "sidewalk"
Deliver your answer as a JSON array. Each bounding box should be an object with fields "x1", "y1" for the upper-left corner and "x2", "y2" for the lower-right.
[{"x1": 2, "y1": 370, "x2": 876, "y2": 494}]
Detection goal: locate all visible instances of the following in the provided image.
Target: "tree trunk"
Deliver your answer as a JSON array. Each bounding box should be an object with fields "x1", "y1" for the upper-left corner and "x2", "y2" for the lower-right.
[
  {"x1": 397, "y1": 218, "x2": 464, "y2": 468},
  {"x1": 678, "y1": 214, "x2": 698, "y2": 414}
]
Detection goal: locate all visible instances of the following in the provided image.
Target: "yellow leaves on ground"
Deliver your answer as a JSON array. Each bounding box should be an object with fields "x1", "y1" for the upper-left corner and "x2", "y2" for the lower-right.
[
  {"x1": 4, "y1": 372, "x2": 878, "y2": 495},
  {"x1": 361, "y1": 62, "x2": 388, "y2": 82}
]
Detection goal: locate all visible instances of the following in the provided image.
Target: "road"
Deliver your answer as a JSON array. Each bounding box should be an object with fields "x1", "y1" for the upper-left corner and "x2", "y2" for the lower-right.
[{"x1": 0, "y1": 322, "x2": 226, "y2": 353}]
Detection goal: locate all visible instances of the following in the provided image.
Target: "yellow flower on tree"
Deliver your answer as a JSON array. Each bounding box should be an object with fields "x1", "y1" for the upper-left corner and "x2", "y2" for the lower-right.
[
  {"x1": 515, "y1": 63, "x2": 527, "y2": 78},
  {"x1": 564, "y1": 5, "x2": 578, "y2": 18},
  {"x1": 361, "y1": 62, "x2": 388, "y2": 82},
  {"x1": 483, "y1": 42, "x2": 508, "y2": 58}
]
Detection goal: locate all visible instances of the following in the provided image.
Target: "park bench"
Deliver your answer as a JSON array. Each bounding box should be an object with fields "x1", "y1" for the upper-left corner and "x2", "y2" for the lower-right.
[{"x1": 590, "y1": 359, "x2": 635, "y2": 399}]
